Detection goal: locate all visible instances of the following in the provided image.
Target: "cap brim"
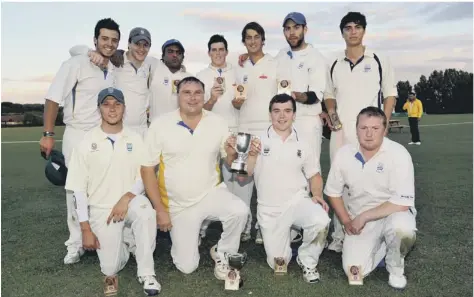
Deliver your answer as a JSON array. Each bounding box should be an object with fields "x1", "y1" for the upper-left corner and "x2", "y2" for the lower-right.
[
  {"x1": 99, "y1": 95, "x2": 125, "y2": 105},
  {"x1": 131, "y1": 36, "x2": 151, "y2": 45},
  {"x1": 283, "y1": 17, "x2": 306, "y2": 26},
  {"x1": 163, "y1": 42, "x2": 185, "y2": 53}
]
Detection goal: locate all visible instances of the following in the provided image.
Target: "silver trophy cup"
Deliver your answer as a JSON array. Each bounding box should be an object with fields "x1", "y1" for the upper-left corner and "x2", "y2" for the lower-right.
[
  {"x1": 230, "y1": 133, "x2": 254, "y2": 175},
  {"x1": 225, "y1": 252, "x2": 248, "y2": 290}
]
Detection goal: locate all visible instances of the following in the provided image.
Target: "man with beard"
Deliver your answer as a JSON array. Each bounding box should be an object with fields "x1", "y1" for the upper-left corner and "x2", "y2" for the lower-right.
[
  {"x1": 69, "y1": 27, "x2": 154, "y2": 138},
  {"x1": 65, "y1": 88, "x2": 161, "y2": 296},
  {"x1": 324, "y1": 12, "x2": 397, "y2": 253},
  {"x1": 40, "y1": 18, "x2": 120, "y2": 265}
]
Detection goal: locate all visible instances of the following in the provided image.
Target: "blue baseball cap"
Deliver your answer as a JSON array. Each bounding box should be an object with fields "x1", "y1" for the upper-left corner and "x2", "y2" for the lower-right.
[
  {"x1": 97, "y1": 87, "x2": 125, "y2": 105},
  {"x1": 44, "y1": 149, "x2": 68, "y2": 186},
  {"x1": 162, "y1": 39, "x2": 185, "y2": 54},
  {"x1": 283, "y1": 12, "x2": 307, "y2": 27}
]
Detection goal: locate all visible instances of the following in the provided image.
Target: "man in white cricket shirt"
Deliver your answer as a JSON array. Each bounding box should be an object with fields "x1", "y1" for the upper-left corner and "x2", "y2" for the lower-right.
[
  {"x1": 65, "y1": 87, "x2": 160, "y2": 296},
  {"x1": 324, "y1": 107, "x2": 417, "y2": 289},
  {"x1": 69, "y1": 27, "x2": 154, "y2": 138},
  {"x1": 40, "y1": 18, "x2": 120, "y2": 265},
  {"x1": 140, "y1": 76, "x2": 248, "y2": 279},
  {"x1": 238, "y1": 94, "x2": 330, "y2": 283},
  {"x1": 196, "y1": 34, "x2": 255, "y2": 243},
  {"x1": 324, "y1": 12, "x2": 397, "y2": 252},
  {"x1": 233, "y1": 22, "x2": 279, "y2": 244}
]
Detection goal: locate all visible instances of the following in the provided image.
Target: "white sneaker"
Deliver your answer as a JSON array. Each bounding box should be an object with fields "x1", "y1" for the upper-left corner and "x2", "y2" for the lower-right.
[
  {"x1": 138, "y1": 275, "x2": 161, "y2": 296},
  {"x1": 255, "y1": 229, "x2": 263, "y2": 245},
  {"x1": 240, "y1": 233, "x2": 251, "y2": 242},
  {"x1": 210, "y1": 245, "x2": 229, "y2": 280},
  {"x1": 415, "y1": 142, "x2": 421, "y2": 145},
  {"x1": 297, "y1": 256, "x2": 320, "y2": 283},
  {"x1": 64, "y1": 248, "x2": 85, "y2": 264},
  {"x1": 388, "y1": 274, "x2": 407, "y2": 289},
  {"x1": 408, "y1": 142, "x2": 415, "y2": 145},
  {"x1": 327, "y1": 239, "x2": 343, "y2": 253}
]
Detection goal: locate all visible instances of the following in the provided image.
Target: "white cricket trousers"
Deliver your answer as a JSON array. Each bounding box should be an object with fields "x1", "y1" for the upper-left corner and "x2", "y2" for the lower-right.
[
  {"x1": 170, "y1": 184, "x2": 248, "y2": 274},
  {"x1": 257, "y1": 196, "x2": 330, "y2": 269},
  {"x1": 329, "y1": 121, "x2": 358, "y2": 244},
  {"x1": 62, "y1": 126, "x2": 90, "y2": 253},
  {"x1": 89, "y1": 195, "x2": 157, "y2": 277},
  {"x1": 342, "y1": 210, "x2": 417, "y2": 277}
]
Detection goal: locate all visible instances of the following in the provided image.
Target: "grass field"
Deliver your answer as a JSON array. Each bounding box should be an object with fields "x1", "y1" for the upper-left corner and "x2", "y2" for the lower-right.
[{"x1": 1, "y1": 114, "x2": 473, "y2": 297}]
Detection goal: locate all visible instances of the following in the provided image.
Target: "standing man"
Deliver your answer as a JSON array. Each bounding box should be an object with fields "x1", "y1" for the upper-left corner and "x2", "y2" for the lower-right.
[
  {"x1": 65, "y1": 88, "x2": 160, "y2": 296},
  {"x1": 239, "y1": 94, "x2": 330, "y2": 283},
  {"x1": 403, "y1": 92, "x2": 423, "y2": 145},
  {"x1": 196, "y1": 35, "x2": 254, "y2": 242},
  {"x1": 324, "y1": 12, "x2": 397, "y2": 252},
  {"x1": 233, "y1": 22, "x2": 279, "y2": 244},
  {"x1": 324, "y1": 107, "x2": 417, "y2": 289},
  {"x1": 40, "y1": 18, "x2": 120, "y2": 265},
  {"x1": 69, "y1": 27, "x2": 154, "y2": 138},
  {"x1": 276, "y1": 12, "x2": 330, "y2": 161},
  {"x1": 140, "y1": 76, "x2": 249, "y2": 279},
  {"x1": 148, "y1": 39, "x2": 193, "y2": 122}
]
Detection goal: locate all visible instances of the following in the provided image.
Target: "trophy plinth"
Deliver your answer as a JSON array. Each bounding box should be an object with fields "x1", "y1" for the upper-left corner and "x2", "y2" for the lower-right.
[
  {"x1": 348, "y1": 265, "x2": 363, "y2": 285},
  {"x1": 225, "y1": 253, "x2": 247, "y2": 291},
  {"x1": 274, "y1": 257, "x2": 288, "y2": 276}
]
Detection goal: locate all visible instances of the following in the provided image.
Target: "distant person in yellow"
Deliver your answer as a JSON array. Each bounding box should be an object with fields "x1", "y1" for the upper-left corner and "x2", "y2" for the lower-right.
[{"x1": 403, "y1": 92, "x2": 423, "y2": 145}]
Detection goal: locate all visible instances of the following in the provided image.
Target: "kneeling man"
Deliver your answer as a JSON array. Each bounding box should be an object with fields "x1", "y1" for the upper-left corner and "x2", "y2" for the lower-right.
[
  {"x1": 238, "y1": 94, "x2": 330, "y2": 283},
  {"x1": 140, "y1": 77, "x2": 249, "y2": 279},
  {"x1": 324, "y1": 107, "x2": 417, "y2": 289},
  {"x1": 65, "y1": 87, "x2": 160, "y2": 296}
]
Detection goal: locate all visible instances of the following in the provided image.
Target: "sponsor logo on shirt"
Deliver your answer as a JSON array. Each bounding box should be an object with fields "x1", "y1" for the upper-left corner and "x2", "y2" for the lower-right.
[
  {"x1": 259, "y1": 74, "x2": 268, "y2": 79},
  {"x1": 127, "y1": 143, "x2": 133, "y2": 152},
  {"x1": 376, "y1": 162, "x2": 384, "y2": 173}
]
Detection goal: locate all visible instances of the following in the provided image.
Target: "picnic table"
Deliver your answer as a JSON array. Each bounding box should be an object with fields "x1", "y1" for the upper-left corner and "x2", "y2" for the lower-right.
[{"x1": 388, "y1": 119, "x2": 406, "y2": 133}]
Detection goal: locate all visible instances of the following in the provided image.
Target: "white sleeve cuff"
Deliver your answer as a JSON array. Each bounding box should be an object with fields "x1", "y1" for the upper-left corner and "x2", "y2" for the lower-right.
[
  {"x1": 130, "y1": 179, "x2": 145, "y2": 196},
  {"x1": 73, "y1": 191, "x2": 89, "y2": 222}
]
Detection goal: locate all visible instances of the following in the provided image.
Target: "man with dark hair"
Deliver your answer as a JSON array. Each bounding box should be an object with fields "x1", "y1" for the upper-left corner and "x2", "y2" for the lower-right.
[
  {"x1": 325, "y1": 106, "x2": 417, "y2": 289},
  {"x1": 403, "y1": 92, "x2": 423, "y2": 145},
  {"x1": 232, "y1": 93, "x2": 330, "y2": 283},
  {"x1": 324, "y1": 11, "x2": 398, "y2": 252},
  {"x1": 40, "y1": 17, "x2": 120, "y2": 265},
  {"x1": 196, "y1": 35, "x2": 254, "y2": 243},
  {"x1": 140, "y1": 76, "x2": 249, "y2": 279},
  {"x1": 69, "y1": 26, "x2": 154, "y2": 138}
]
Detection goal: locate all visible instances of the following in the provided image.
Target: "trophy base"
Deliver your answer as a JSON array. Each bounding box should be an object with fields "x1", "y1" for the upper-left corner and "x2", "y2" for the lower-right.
[
  {"x1": 274, "y1": 257, "x2": 288, "y2": 276},
  {"x1": 230, "y1": 162, "x2": 248, "y2": 175},
  {"x1": 348, "y1": 265, "x2": 363, "y2": 285},
  {"x1": 225, "y1": 270, "x2": 243, "y2": 291}
]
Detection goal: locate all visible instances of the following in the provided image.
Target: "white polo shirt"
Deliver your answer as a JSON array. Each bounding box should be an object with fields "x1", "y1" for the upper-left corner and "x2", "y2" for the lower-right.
[
  {"x1": 253, "y1": 125, "x2": 320, "y2": 207},
  {"x1": 324, "y1": 48, "x2": 397, "y2": 126},
  {"x1": 45, "y1": 55, "x2": 115, "y2": 131},
  {"x1": 148, "y1": 59, "x2": 193, "y2": 122},
  {"x1": 196, "y1": 63, "x2": 239, "y2": 129},
  {"x1": 65, "y1": 126, "x2": 146, "y2": 208},
  {"x1": 275, "y1": 44, "x2": 327, "y2": 117},
  {"x1": 235, "y1": 54, "x2": 278, "y2": 126},
  {"x1": 324, "y1": 138, "x2": 415, "y2": 218},
  {"x1": 142, "y1": 109, "x2": 230, "y2": 213}
]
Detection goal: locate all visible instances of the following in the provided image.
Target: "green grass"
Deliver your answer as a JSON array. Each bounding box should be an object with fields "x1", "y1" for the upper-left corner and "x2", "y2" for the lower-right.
[{"x1": 1, "y1": 114, "x2": 473, "y2": 297}]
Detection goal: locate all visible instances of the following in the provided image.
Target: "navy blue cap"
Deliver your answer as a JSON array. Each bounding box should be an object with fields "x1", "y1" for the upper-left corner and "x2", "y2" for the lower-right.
[
  {"x1": 162, "y1": 39, "x2": 185, "y2": 54},
  {"x1": 283, "y1": 12, "x2": 307, "y2": 27},
  {"x1": 44, "y1": 149, "x2": 68, "y2": 186},
  {"x1": 97, "y1": 87, "x2": 125, "y2": 105}
]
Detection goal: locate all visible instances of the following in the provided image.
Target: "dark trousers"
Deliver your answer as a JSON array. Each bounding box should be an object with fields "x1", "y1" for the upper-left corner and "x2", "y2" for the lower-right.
[{"x1": 408, "y1": 117, "x2": 420, "y2": 142}]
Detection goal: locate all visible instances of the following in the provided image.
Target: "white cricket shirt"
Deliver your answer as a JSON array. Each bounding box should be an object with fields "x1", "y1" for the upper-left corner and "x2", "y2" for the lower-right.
[
  {"x1": 148, "y1": 59, "x2": 193, "y2": 122},
  {"x1": 65, "y1": 126, "x2": 146, "y2": 208},
  {"x1": 324, "y1": 48, "x2": 397, "y2": 126},
  {"x1": 235, "y1": 54, "x2": 278, "y2": 126},
  {"x1": 45, "y1": 55, "x2": 115, "y2": 131},
  {"x1": 142, "y1": 109, "x2": 230, "y2": 213},
  {"x1": 275, "y1": 44, "x2": 328, "y2": 117},
  {"x1": 196, "y1": 63, "x2": 239, "y2": 129},
  {"x1": 254, "y1": 125, "x2": 320, "y2": 207},
  {"x1": 324, "y1": 138, "x2": 416, "y2": 218}
]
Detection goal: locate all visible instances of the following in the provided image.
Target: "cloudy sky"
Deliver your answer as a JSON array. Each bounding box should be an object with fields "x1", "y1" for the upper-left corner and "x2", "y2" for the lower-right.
[{"x1": 1, "y1": 1, "x2": 473, "y2": 104}]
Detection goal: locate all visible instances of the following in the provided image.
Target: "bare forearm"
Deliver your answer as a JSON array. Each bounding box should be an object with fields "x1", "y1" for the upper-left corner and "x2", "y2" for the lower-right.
[
  {"x1": 79, "y1": 221, "x2": 91, "y2": 232},
  {"x1": 324, "y1": 98, "x2": 337, "y2": 114},
  {"x1": 245, "y1": 155, "x2": 258, "y2": 176},
  {"x1": 225, "y1": 154, "x2": 237, "y2": 168},
  {"x1": 204, "y1": 98, "x2": 217, "y2": 111},
  {"x1": 43, "y1": 99, "x2": 59, "y2": 132},
  {"x1": 383, "y1": 96, "x2": 396, "y2": 122},
  {"x1": 309, "y1": 174, "x2": 323, "y2": 197},
  {"x1": 140, "y1": 166, "x2": 167, "y2": 212},
  {"x1": 360, "y1": 201, "x2": 409, "y2": 223},
  {"x1": 328, "y1": 196, "x2": 351, "y2": 224}
]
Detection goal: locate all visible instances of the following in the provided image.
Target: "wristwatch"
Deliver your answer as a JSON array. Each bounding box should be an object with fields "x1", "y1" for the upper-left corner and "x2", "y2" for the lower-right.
[{"x1": 43, "y1": 131, "x2": 55, "y2": 137}]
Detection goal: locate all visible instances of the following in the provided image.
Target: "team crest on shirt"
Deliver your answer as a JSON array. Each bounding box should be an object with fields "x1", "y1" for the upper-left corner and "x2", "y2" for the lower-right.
[
  {"x1": 364, "y1": 64, "x2": 371, "y2": 72},
  {"x1": 262, "y1": 145, "x2": 271, "y2": 156},
  {"x1": 91, "y1": 143, "x2": 97, "y2": 151},
  {"x1": 376, "y1": 162, "x2": 384, "y2": 173},
  {"x1": 298, "y1": 62, "x2": 304, "y2": 69},
  {"x1": 163, "y1": 77, "x2": 169, "y2": 85},
  {"x1": 127, "y1": 143, "x2": 133, "y2": 152},
  {"x1": 243, "y1": 75, "x2": 248, "y2": 83},
  {"x1": 297, "y1": 149, "x2": 302, "y2": 158}
]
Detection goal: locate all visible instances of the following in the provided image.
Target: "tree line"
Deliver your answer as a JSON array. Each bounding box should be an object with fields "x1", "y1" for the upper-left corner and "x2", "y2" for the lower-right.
[{"x1": 395, "y1": 68, "x2": 473, "y2": 114}]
